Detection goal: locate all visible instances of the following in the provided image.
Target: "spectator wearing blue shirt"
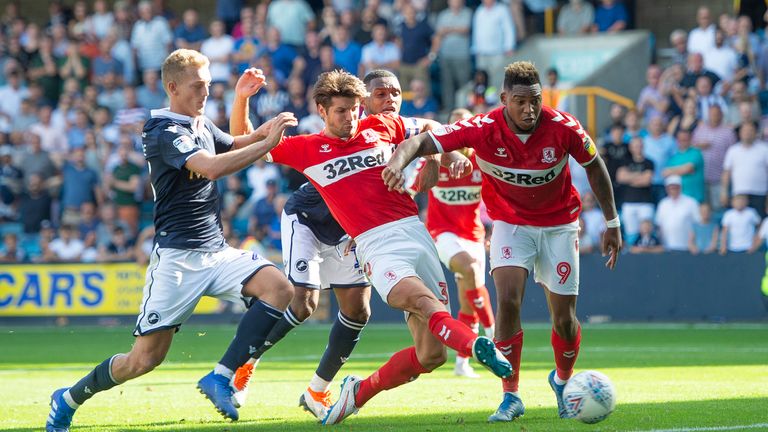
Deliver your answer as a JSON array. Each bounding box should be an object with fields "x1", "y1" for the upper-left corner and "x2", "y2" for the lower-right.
[
  {"x1": 60, "y1": 147, "x2": 101, "y2": 226},
  {"x1": 331, "y1": 26, "x2": 363, "y2": 76},
  {"x1": 396, "y1": 3, "x2": 433, "y2": 93},
  {"x1": 592, "y1": 0, "x2": 628, "y2": 33},
  {"x1": 136, "y1": 70, "x2": 166, "y2": 110},
  {"x1": 65, "y1": 109, "x2": 90, "y2": 150},
  {"x1": 258, "y1": 27, "x2": 297, "y2": 83},
  {"x1": 216, "y1": 0, "x2": 244, "y2": 33},
  {"x1": 174, "y1": 9, "x2": 207, "y2": 51},
  {"x1": 91, "y1": 38, "x2": 124, "y2": 87},
  {"x1": 643, "y1": 115, "x2": 677, "y2": 204},
  {"x1": 250, "y1": 179, "x2": 279, "y2": 242},
  {"x1": 401, "y1": 78, "x2": 438, "y2": 120},
  {"x1": 232, "y1": 22, "x2": 261, "y2": 74}
]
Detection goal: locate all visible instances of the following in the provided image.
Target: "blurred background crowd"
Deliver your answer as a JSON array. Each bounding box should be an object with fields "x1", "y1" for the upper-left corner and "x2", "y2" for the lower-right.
[{"x1": 1, "y1": 0, "x2": 768, "y2": 265}]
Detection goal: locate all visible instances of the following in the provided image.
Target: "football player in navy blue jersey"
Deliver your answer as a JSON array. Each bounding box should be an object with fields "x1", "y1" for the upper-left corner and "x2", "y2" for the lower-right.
[{"x1": 45, "y1": 49, "x2": 298, "y2": 431}]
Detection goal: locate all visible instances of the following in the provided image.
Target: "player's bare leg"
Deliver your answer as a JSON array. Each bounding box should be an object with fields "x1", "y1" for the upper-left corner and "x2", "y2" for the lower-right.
[
  {"x1": 300, "y1": 286, "x2": 371, "y2": 419},
  {"x1": 542, "y1": 285, "x2": 581, "y2": 418},
  {"x1": 112, "y1": 330, "x2": 175, "y2": 381},
  {"x1": 199, "y1": 266, "x2": 293, "y2": 421},
  {"x1": 488, "y1": 266, "x2": 527, "y2": 422},
  {"x1": 450, "y1": 251, "x2": 495, "y2": 338},
  {"x1": 323, "y1": 278, "x2": 510, "y2": 425}
]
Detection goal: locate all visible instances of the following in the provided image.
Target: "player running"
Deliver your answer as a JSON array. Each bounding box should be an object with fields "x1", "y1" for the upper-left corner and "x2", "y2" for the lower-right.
[
  {"x1": 226, "y1": 69, "x2": 441, "y2": 420},
  {"x1": 408, "y1": 108, "x2": 496, "y2": 378},
  {"x1": 45, "y1": 50, "x2": 298, "y2": 431},
  {"x1": 263, "y1": 69, "x2": 511, "y2": 425},
  {"x1": 384, "y1": 61, "x2": 622, "y2": 422}
]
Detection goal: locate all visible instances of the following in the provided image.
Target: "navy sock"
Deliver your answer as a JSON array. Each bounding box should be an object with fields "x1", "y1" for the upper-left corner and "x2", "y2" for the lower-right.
[
  {"x1": 252, "y1": 307, "x2": 304, "y2": 360},
  {"x1": 69, "y1": 356, "x2": 120, "y2": 405},
  {"x1": 316, "y1": 312, "x2": 367, "y2": 381},
  {"x1": 219, "y1": 299, "x2": 283, "y2": 371}
]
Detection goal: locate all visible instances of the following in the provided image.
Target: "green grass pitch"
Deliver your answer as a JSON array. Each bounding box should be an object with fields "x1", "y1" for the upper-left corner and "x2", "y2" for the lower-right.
[{"x1": 1, "y1": 322, "x2": 767, "y2": 431}]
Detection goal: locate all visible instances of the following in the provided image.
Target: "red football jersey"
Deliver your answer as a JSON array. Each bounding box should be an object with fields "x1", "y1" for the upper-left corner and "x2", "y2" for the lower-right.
[
  {"x1": 428, "y1": 106, "x2": 598, "y2": 227},
  {"x1": 413, "y1": 155, "x2": 485, "y2": 242},
  {"x1": 267, "y1": 114, "x2": 418, "y2": 238}
]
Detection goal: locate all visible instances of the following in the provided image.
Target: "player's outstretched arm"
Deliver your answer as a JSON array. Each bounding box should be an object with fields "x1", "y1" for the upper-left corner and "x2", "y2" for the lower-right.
[
  {"x1": 383, "y1": 132, "x2": 440, "y2": 191},
  {"x1": 584, "y1": 156, "x2": 622, "y2": 270},
  {"x1": 230, "y1": 68, "x2": 270, "y2": 147},
  {"x1": 186, "y1": 112, "x2": 297, "y2": 180}
]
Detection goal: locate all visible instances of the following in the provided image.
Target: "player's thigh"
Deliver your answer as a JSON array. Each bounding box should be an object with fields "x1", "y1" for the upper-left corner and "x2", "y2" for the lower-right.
[
  {"x1": 535, "y1": 222, "x2": 580, "y2": 296},
  {"x1": 134, "y1": 247, "x2": 208, "y2": 336},
  {"x1": 446, "y1": 237, "x2": 487, "y2": 287},
  {"x1": 282, "y1": 212, "x2": 323, "y2": 289},
  {"x1": 407, "y1": 309, "x2": 447, "y2": 370}
]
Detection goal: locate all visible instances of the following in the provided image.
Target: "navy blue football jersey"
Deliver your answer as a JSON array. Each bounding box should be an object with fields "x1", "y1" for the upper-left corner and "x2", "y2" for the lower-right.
[{"x1": 142, "y1": 109, "x2": 234, "y2": 251}]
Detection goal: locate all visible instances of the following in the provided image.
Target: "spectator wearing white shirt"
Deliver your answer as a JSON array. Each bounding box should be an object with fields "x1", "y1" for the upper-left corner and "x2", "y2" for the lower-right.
[
  {"x1": 720, "y1": 194, "x2": 761, "y2": 254},
  {"x1": 200, "y1": 20, "x2": 234, "y2": 83},
  {"x1": 0, "y1": 69, "x2": 29, "y2": 133},
  {"x1": 721, "y1": 121, "x2": 768, "y2": 217},
  {"x1": 360, "y1": 23, "x2": 400, "y2": 77},
  {"x1": 130, "y1": 1, "x2": 173, "y2": 76},
  {"x1": 85, "y1": 0, "x2": 115, "y2": 40},
  {"x1": 703, "y1": 29, "x2": 738, "y2": 84},
  {"x1": 49, "y1": 224, "x2": 86, "y2": 262},
  {"x1": 472, "y1": 0, "x2": 516, "y2": 90},
  {"x1": 655, "y1": 175, "x2": 701, "y2": 251},
  {"x1": 688, "y1": 6, "x2": 716, "y2": 54}
]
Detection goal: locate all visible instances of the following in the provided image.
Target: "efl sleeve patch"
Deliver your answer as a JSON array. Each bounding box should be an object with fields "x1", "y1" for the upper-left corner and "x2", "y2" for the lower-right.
[{"x1": 173, "y1": 135, "x2": 196, "y2": 154}]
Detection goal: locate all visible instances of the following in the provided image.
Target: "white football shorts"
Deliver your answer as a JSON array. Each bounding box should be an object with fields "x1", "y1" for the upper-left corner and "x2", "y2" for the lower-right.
[
  {"x1": 489, "y1": 220, "x2": 580, "y2": 295},
  {"x1": 281, "y1": 212, "x2": 369, "y2": 290},
  {"x1": 434, "y1": 231, "x2": 486, "y2": 287},
  {"x1": 134, "y1": 245, "x2": 275, "y2": 335},
  {"x1": 355, "y1": 216, "x2": 450, "y2": 308}
]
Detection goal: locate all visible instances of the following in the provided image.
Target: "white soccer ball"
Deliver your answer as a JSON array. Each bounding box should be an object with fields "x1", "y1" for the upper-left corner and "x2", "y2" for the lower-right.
[{"x1": 562, "y1": 370, "x2": 616, "y2": 424}]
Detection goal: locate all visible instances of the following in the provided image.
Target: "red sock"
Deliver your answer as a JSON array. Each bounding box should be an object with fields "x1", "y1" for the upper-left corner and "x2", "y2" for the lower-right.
[
  {"x1": 456, "y1": 312, "x2": 479, "y2": 358},
  {"x1": 551, "y1": 325, "x2": 581, "y2": 380},
  {"x1": 495, "y1": 330, "x2": 523, "y2": 393},
  {"x1": 355, "y1": 346, "x2": 429, "y2": 407},
  {"x1": 428, "y1": 311, "x2": 477, "y2": 357},
  {"x1": 465, "y1": 287, "x2": 495, "y2": 328}
]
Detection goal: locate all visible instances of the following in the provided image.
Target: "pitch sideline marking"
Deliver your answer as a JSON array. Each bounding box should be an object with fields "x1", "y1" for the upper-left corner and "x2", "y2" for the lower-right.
[{"x1": 634, "y1": 423, "x2": 768, "y2": 432}]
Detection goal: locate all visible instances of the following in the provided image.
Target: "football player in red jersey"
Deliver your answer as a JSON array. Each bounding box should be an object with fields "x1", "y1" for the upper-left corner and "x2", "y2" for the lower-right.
[
  {"x1": 409, "y1": 108, "x2": 496, "y2": 379},
  {"x1": 385, "y1": 61, "x2": 622, "y2": 422},
  {"x1": 264, "y1": 70, "x2": 513, "y2": 425}
]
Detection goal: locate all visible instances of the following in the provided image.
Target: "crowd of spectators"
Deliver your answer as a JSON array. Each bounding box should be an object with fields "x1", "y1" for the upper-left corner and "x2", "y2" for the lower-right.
[
  {"x1": 0, "y1": 0, "x2": 766, "y2": 264},
  {"x1": 572, "y1": 5, "x2": 768, "y2": 256}
]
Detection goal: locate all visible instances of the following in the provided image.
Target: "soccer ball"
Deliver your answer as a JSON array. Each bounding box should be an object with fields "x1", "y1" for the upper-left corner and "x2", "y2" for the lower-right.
[{"x1": 562, "y1": 370, "x2": 616, "y2": 424}]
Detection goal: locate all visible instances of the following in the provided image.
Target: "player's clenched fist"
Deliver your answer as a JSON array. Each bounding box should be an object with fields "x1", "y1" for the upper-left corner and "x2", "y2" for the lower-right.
[{"x1": 236, "y1": 67, "x2": 267, "y2": 98}]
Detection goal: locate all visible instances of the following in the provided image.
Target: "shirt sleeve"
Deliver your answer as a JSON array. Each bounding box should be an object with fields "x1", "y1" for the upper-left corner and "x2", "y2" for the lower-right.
[
  {"x1": 266, "y1": 135, "x2": 302, "y2": 169},
  {"x1": 427, "y1": 115, "x2": 484, "y2": 153},
  {"x1": 723, "y1": 147, "x2": 734, "y2": 171},
  {"x1": 376, "y1": 114, "x2": 406, "y2": 144},
  {"x1": 158, "y1": 125, "x2": 200, "y2": 170},
  {"x1": 566, "y1": 119, "x2": 599, "y2": 166}
]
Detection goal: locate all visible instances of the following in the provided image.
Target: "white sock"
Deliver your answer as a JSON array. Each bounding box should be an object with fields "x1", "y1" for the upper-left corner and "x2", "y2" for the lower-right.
[
  {"x1": 62, "y1": 390, "x2": 80, "y2": 409},
  {"x1": 214, "y1": 363, "x2": 234, "y2": 379},
  {"x1": 456, "y1": 356, "x2": 470, "y2": 367},
  {"x1": 554, "y1": 374, "x2": 568, "y2": 386},
  {"x1": 505, "y1": 391, "x2": 520, "y2": 397},
  {"x1": 245, "y1": 358, "x2": 261, "y2": 367},
  {"x1": 308, "y1": 373, "x2": 331, "y2": 393},
  {"x1": 484, "y1": 326, "x2": 495, "y2": 338}
]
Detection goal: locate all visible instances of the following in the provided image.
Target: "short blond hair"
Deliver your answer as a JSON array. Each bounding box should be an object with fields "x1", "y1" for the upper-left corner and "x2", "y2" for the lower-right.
[
  {"x1": 313, "y1": 70, "x2": 367, "y2": 109},
  {"x1": 161, "y1": 49, "x2": 209, "y2": 93}
]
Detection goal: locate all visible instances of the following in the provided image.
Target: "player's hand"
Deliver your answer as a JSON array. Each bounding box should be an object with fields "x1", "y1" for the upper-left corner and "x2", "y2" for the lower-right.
[
  {"x1": 343, "y1": 238, "x2": 357, "y2": 255},
  {"x1": 264, "y1": 112, "x2": 298, "y2": 147},
  {"x1": 601, "y1": 227, "x2": 622, "y2": 270},
  {"x1": 382, "y1": 165, "x2": 405, "y2": 192},
  {"x1": 442, "y1": 152, "x2": 472, "y2": 179},
  {"x1": 235, "y1": 68, "x2": 267, "y2": 98}
]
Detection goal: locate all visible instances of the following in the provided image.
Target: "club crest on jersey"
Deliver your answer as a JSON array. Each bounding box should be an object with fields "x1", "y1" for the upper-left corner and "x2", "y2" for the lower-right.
[
  {"x1": 385, "y1": 270, "x2": 397, "y2": 281},
  {"x1": 472, "y1": 170, "x2": 482, "y2": 183},
  {"x1": 320, "y1": 143, "x2": 332, "y2": 153},
  {"x1": 361, "y1": 128, "x2": 379, "y2": 143},
  {"x1": 494, "y1": 147, "x2": 508, "y2": 158},
  {"x1": 541, "y1": 147, "x2": 556, "y2": 164},
  {"x1": 501, "y1": 247, "x2": 512, "y2": 259}
]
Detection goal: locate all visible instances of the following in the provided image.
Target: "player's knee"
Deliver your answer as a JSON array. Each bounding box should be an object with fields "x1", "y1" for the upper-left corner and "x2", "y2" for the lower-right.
[
  {"x1": 413, "y1": 294, "x2": 444, "y2": 318},
  {"x1": 417, "y1": 347, "x2": 447, "y2": 371},
  {"x1": 343, "y1": 305, "x2": 370, "y2": 324},
  {"x1": 127, "y1": 351, "x2": 166, "y2": 376},
  {"x1": 457, "y1": 261, "x2": 479, "y2": 282},
  {"x1": 497, "y1": 294, "x2": 522, "y2": 313},
  {"x1": 293, "y1": 295, "x2": 317, "y2": 320},
  {"x1": 273, "y1": 280, "x2": 295, "y2": 305},
  {"x1": 553, "y1": 315, "x2": 578, "y2": 339}
]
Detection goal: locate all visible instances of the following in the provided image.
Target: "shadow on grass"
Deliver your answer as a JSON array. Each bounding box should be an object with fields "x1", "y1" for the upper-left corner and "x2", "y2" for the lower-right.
[{"x1": 7, "y1": 398, "x2": 767, "y2": 432}]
